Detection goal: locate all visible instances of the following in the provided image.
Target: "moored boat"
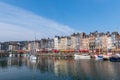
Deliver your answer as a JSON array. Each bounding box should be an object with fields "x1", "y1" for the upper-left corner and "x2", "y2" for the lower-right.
[
  {"x1": 9, "y1": 54, "x2": 12, "y2": 57},
  {"x1": 103, "y1": 54, "x2": 112, "y2": 60},
  {"x1": 74, "y1": 54, "x2": 91, "y2": 59},
  {"x1": 30, "y1": 55, "x2": 37, "y2": 60},
  {"x1": 109, "y1": 57, "x2": 120, "y2": 62},
  {"x1": 103, "y1": 56, "x2": 109, "y2": 60},
  {"x1": 109, "y1": 53, "x2": 120, "y2": 62},
  {"x1": 94, "y1": 54, "x2": 103, "y2": 60},
  {"x1": 28, "y1": 33, "x2": 38, "y2": 60}
]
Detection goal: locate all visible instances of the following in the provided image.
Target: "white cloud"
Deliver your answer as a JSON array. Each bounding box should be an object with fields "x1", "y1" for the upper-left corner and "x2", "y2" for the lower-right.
[{"x1": 0, "y1": 2, "x2": 76, "y2": 41}]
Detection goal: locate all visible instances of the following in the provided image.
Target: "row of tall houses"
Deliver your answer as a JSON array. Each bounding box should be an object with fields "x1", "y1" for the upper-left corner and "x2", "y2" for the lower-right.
[
  {"x1": 27, "y1": 38, "x2": 54, "y2": 51},
  {"x1": 0, "y1": 31, "x2": 120, "y2": 52},
  {"x1": 0, "y1": 39, "x2": 54, "y2": 52},
  {"x1": 0, "y1": 41, "x2": 28, "y2": 51},
  {"x1": 54, "y1": 31, "x2": 120, "y2": 52}
]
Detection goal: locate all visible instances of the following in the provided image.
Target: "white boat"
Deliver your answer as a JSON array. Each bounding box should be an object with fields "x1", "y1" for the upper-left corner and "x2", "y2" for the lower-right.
[
  {"x1": 29, "y1": 33, "x2": 38, "y2": 60},
  {"x1": 9, "y1": 54, "x2": 12, "y2": 57},
  {"x1": 30, "y1": 55, "x2": 37, "y2": 60},
  {"x1": 115, "y1": 53, "x2": 120, "y2": 57},
  {"x1": 74, "y1": 54, "x2": 91, "y2": 59}
]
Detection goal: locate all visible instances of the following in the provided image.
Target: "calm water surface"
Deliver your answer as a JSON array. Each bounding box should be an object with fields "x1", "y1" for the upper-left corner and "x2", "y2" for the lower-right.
[{"x1": 0, "y1": 56, "x2": 120, "y2": 80}]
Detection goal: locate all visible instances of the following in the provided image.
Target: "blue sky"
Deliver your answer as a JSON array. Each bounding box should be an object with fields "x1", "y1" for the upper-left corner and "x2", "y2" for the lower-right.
[{"x1": 0, "y1": 0, "x2": 120, "y2": 41}]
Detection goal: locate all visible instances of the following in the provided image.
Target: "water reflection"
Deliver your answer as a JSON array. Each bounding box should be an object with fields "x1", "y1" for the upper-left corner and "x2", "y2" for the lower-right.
[{"x1": 0, "y1": 56, "x2": 120, "y2": 80}]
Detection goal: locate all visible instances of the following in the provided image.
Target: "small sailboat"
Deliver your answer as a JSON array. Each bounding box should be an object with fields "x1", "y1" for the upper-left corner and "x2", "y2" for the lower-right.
[
  {"x1": 9, "y1": 54, "x2": 12, "y2": 57},
  {"x1": 30, "y1": 54, "x2": 37, "y2": 60},
  {"x1": 29, "y1": 47, "x2": 37, "y2": 60},
  {"x1": 29, "y1": 33, "x2": 37, "y2": 60}
]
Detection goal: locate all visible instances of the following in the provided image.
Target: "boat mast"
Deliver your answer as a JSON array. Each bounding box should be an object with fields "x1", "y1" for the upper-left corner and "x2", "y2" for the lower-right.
[{"x1": 34, "y1": 32, "x2": 37, "y2": 55}]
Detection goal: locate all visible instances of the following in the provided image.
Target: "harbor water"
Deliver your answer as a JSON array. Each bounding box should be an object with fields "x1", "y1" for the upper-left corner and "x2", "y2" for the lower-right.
[{"x1": 0, "y1": 56, "x2": 120, "y2": 80}]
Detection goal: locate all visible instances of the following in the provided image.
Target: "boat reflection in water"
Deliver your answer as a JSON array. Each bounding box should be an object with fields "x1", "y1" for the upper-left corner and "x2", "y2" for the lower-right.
[{"x1": 0, "y1": 56, "x2": 120, "y2": 80}]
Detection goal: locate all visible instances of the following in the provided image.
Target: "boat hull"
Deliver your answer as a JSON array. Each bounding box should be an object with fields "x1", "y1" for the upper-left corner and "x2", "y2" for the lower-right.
[
  {"x1": 94, "y1": 55, "x2": 103, "y2": 60},
  {"x1": 103, "y1": 55, "x2": 110, "y2": 60},
  {"x1": 74, "y1": 54, "x2": 91, "y2": 59},
  {"x1": 9, "y1": 54, "x2": 12, "y2": 57},
  {"x1": 30, "y1": 55, "x2": 37, "y2": 60},
  {"x1": 110, "y1": 57, "x2": 120, "y2": 62}
]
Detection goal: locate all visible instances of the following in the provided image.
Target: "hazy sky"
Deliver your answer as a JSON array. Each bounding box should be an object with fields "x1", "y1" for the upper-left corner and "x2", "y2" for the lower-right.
[{"x1": 0, "y1": 0, "x2": 120, "y2": 41}]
